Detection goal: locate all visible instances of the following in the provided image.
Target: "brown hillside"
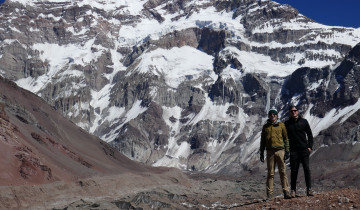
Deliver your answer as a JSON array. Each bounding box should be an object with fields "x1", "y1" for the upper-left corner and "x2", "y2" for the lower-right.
[{"x1": 0, "y1": 76, "x2": 176, "y2": 186}]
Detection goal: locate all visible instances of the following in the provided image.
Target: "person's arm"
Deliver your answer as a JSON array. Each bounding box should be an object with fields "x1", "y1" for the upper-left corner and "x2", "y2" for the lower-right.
[
  {"x1": 305, "y1": 119, "x2": 314, "y2": 150},
  {"x1": 282, "y1": 123, "x2": 290, "y2": 153},
  {"x1": 260, "y1": 126, "x2": 266, "y2": 154},
  {"x1": 282, "y1": 123, "x2": 290, "y2": 160}
]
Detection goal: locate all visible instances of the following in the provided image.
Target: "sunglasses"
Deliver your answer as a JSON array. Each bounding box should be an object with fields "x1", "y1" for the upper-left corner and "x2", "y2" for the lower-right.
[{"x1": 290, "y1": 110, "x2": 298, "y2": 113}]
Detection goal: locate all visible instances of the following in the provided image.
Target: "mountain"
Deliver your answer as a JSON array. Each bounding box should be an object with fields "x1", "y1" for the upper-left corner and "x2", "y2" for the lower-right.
[
  {"x1": 0, "y1": 75, "x2": 180, "y2": 186},
  {"x1": 1, "y1": 0, "x2": 360, "y2": 175}
]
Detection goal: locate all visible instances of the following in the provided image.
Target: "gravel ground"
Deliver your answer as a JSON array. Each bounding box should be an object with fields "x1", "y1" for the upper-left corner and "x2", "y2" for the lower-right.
[{"x1": 1, "y1": 169, "x2": 359, "y2": 210}]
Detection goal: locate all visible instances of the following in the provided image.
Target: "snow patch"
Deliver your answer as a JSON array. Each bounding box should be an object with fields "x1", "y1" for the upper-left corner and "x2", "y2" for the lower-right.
[
  {"x1": 190, "y1": 96, "x2": 248, "y2": 125},
  {"x1": 304, "y1": 99, "x2": 360, "y2": 136},
  {"x1": 102, "y1": 100, "x2": 148, "y2": 142},
  {"x1": 132, "y1": 46, "x2": 217, "y2": 88}
]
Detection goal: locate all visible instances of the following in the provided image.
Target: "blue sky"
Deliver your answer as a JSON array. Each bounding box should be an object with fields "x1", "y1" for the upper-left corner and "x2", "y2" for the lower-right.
[{"x1": 274, "y1": 0, "x2": 360, "y2": 28}]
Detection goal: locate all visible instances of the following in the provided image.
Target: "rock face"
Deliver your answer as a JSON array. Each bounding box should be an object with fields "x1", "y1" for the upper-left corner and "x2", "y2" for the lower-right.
[{"x1": 1, "y1": 0, "x2": 360, "y2": 175}]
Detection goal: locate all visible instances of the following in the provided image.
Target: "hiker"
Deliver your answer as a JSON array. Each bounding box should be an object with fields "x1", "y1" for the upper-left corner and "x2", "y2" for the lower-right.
[
  {"x1": 285, "y1": 105, "x2": 314, "y2": 197},
  {"x1": 260, "y1": 108, "x2": 291, "y2": 199}
]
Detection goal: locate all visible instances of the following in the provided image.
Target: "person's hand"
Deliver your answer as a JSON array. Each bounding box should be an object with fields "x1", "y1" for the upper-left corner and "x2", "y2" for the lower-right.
[
  {"x1": 284, "y1": 152, "x2": 290, "y2": 160},
  {"x1": 260, "y1": 153, "x2": 264, "y2": 162}
]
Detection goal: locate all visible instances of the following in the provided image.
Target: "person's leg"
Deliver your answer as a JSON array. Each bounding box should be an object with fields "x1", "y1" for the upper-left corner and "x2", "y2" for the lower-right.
[
  {"x1": 275, "y1": 150, "x2": 290, "y2": 198},
  {"x1": 266, "y1": 150, "x2": 275, "y2": 198},
  {"x1": 300, "y1": 149, "x2": 313, "y2": 196},
  {"x1": 290, "y1": 151, "x2": 301, "y2": 192}
]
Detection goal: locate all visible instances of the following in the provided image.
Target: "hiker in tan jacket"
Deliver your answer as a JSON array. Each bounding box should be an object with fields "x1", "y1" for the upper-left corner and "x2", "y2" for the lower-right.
[{"x1": 260, "y1": 108, "x2": 291, "y2": 200}]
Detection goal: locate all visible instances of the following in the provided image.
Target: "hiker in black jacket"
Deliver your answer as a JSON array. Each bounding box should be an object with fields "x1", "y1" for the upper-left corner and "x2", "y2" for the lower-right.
[{"x1": 285, "y1": 105, "x2": 314, "y2": 197}]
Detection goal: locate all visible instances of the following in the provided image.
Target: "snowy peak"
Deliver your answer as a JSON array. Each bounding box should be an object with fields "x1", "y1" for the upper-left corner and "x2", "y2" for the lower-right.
[{"x1": 1, "y1": 0, "x2": 360, "y2": 174}]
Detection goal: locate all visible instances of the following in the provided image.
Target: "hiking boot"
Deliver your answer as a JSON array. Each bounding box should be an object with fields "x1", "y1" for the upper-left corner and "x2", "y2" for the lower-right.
[
  {"x1": 283, "y1": 191, "x2": 291, "y2": 199},
  {"x1": 291, "y1": 190, "x2": 296, "y2": 198},
  {"x1": 307, "y1": 189, "x2": 314, "y2": 196}
]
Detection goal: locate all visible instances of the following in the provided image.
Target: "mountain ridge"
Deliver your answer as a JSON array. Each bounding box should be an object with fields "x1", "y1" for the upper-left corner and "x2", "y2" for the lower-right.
[{"x1": 1, "y1": 0, "x2": 360, "y2": 175}]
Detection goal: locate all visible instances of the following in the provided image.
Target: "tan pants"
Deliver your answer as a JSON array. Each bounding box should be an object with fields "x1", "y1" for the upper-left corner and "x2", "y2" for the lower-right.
[{"x1": 266, "y1": 149, "x2": 290, "y2": 195}]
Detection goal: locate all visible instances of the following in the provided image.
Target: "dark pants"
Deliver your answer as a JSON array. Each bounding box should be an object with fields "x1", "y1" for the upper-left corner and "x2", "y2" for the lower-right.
[{"x1": 290, "y1": 149, "x2": 311, "y2": 191}]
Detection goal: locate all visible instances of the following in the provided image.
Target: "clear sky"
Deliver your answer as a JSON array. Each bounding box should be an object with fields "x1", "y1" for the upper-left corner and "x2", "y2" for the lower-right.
[{"x1": 274, "y1": 0, "x2": 360, "y2": 28}]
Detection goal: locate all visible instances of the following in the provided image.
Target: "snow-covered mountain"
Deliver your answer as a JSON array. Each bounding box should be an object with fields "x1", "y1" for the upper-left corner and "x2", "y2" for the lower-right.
[{"x1": 1, "y1": 0, "x2": 360, "y2": 175}]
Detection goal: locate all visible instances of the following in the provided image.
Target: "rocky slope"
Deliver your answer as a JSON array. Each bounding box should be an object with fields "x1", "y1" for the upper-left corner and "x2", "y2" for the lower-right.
[
  {"x1": 0, "y1": 75, "x2": 183, "y2": 186},
  {"x1": 1, "y1": 0, "x2": 360, "y2": 175}
]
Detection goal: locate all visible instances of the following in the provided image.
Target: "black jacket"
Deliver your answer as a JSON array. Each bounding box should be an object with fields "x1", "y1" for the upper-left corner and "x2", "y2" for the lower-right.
[{"x1": 285, "y1": 116, "x2": 313, "y2": 152}]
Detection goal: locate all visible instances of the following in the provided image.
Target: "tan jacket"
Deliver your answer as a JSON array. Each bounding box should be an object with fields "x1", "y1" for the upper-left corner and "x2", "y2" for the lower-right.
[{"x1": 260, "y1": 120, "x2": 289, "y2": 153}]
